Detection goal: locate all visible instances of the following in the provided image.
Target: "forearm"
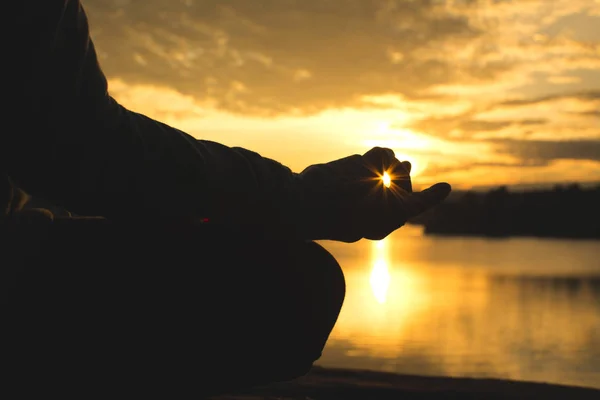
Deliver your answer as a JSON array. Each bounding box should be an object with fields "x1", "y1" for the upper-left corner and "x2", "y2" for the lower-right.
[
  {"x1": 24, "y1": 97, "x2": 301, "y2": 223},
  {"x1": 98, "y1": 101, "x2": 302, "y2": 225}
]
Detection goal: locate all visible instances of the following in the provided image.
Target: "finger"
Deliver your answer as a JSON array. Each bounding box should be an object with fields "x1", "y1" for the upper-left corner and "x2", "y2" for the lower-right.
[
  {"x1": 364, "y1": 146, "x2": 395, "y2": 160},
  {"x1": 363, "y1": 147, "x2": 396, "y2": 170},
  {"x1": 388, "y1": 159, "x2": 412, "y2": 193},
  {"x1": 401, "y1": 161, "x2": 412, "y2": 174},
  {"x1": 404, "y1": 182, "x2": 451, "y2": 217}
]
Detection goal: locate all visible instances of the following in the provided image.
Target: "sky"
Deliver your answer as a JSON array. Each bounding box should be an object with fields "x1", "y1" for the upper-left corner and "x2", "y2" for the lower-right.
[{"x1": 84, "y1": 0, "x2": 600, "y2": 189}]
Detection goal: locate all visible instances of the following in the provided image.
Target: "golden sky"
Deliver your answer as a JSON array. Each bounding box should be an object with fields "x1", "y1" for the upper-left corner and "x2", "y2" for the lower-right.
[{"x1": 85, "y1": 0, "x2": 600, "y2": 189}]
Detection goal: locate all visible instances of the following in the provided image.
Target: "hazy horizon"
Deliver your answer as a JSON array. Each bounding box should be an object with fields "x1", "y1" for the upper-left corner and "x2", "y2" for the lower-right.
[{"x1": 85, "y1": 0, "x2": 600, "y2": 189}]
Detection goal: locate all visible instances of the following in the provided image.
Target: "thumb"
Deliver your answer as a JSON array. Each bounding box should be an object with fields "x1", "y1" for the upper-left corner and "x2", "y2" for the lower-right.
[{"x1": 405, "y1": 182, "x2": 452, "y2": 217}]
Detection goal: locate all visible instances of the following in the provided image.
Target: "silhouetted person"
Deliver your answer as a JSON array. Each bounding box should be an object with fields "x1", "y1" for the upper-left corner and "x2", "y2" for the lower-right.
[{"x1": 3, "y1": 1, "x2": 451, "y2": 397}]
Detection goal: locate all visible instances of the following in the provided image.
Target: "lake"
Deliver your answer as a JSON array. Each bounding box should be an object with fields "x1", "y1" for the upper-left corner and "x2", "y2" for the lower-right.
[{"x1": 317, "y1": 225, "x2": 600, "y2": 389}]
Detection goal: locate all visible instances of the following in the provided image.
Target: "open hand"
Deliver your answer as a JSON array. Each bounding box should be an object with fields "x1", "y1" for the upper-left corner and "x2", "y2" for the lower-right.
[{"x1": 296, "y1": 147, "x2": 451, "y2": 242}]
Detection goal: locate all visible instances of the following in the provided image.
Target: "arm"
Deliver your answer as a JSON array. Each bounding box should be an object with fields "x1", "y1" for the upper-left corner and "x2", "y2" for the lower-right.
[
  {"x1": 5, "y1": 1, "x2": 450, "y2": 241},
  {"x1": 5, "y1": 0, "x2": 300, "y2": 227}
]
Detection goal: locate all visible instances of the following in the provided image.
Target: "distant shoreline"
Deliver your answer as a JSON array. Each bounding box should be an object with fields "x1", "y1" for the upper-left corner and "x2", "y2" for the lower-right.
[
  {"x1": 405, "y1": 222, "x2": 600, "y2": 240},
  {"x1": 409, "y1": 184, "x2": 600, "y2": 240},
  {"x1": 422, "y1": 229, "x2": 600, "y2": 240},
  {"x1": 213, "y1": 366, "x2": 600, "y2": 399}
]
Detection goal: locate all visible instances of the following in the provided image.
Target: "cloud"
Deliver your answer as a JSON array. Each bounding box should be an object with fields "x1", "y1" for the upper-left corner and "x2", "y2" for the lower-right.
[
  {"x1": 409, "y1": 91, "x2": 600, "y2": 142},
  {"x1": 579, "y1": 110, "x2": 600, "y2": 117},
  {"x1": 492, "y1": 139, "x2": 600, "y2": 163},
  {"x1": 459, "y1": 119, "x2": 547, "y2": 133},
  {"x1": 416, "y1": 138, "x2": 600, "y2": 183},
  {"x1": 405, "y1": 2, "x2": 600, "y2": 100},
  {"x1": 83, "y1": 1, "x2": 600, "y2": 114},
  {"x1": 419, "y1": 159, "x2": 600, "y2": 188},
  {"x1": 421, "y1": 160, "x2": 548, "y2": 178},
  {"x1": 499, "y1": 90, "x2": 600, "y2": 107},
  {"x1": 83, "y1": 0, "x2": 497, "y2": 115},
  {"x1": 548, "y1": 75, "x2": 583, "y2": 85},
  {"x1": 107, "y1": 78, "x2": 210, "y2": 121}
]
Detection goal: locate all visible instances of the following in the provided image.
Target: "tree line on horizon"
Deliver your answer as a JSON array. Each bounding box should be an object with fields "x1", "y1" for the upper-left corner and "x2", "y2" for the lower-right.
[{"x1": 410, "y1": 184, "x2": 600, "y2": 239}]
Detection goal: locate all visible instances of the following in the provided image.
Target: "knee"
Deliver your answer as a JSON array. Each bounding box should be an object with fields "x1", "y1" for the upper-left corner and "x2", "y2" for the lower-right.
[
  {"x1": 303, "y1": 241, "x2": 346, "y2": 307},
  {"x1": 286, "y1": 241, "x2": 345, "y2": 363}
]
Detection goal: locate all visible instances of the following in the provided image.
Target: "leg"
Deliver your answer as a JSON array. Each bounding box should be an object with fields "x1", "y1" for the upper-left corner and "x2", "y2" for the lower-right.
[
  {"x1": 7, "y1": 217, "x2": 345, "y2": 397},
  {"x1": 203, "y1": 239, "x2": 346, "y2": 395}
]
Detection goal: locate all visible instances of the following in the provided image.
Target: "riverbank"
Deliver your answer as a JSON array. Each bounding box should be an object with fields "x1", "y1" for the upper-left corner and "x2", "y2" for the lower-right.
[{"x1": 212, "y1": 366, "x2": 600, "y2": 399}]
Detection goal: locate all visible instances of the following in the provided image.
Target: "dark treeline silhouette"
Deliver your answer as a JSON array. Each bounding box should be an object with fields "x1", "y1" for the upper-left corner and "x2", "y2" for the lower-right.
[{"x1": 411, "y1": 184, "x2": 600, "y2": 239}]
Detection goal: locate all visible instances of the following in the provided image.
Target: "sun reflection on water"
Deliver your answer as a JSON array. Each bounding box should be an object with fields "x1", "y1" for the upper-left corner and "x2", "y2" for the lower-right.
[
  {"x1": 327, "y1": 236, "x2": 429, "y2": 359},
  {"x1": 370, "y1": 258, "x2": 390, "y2": 304}
]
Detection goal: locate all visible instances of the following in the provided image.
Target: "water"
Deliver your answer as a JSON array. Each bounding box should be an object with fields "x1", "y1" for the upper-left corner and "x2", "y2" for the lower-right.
[{"x1": 317, "y1": 225, "x2": 600, "y2": 389}]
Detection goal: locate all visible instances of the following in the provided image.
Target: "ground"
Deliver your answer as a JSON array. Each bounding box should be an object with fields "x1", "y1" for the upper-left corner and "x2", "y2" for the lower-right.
[{"x1": 211, "y1": 366, "x2": 600, "y2": 399}]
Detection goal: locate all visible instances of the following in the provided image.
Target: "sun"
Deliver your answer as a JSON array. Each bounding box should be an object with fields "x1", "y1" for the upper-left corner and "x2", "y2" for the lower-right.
[
  {"x1": 382, "y1": 171, "x2": 392, "y2": 188},
  {"x1": 364, "y1": 126, "x2": 431, "y2": 179}
]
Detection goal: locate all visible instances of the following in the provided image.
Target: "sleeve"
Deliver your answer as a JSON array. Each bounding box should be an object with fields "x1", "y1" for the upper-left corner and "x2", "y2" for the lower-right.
[{"x1": 4, "y1": 0, "x2": 302, "y2": 228}]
